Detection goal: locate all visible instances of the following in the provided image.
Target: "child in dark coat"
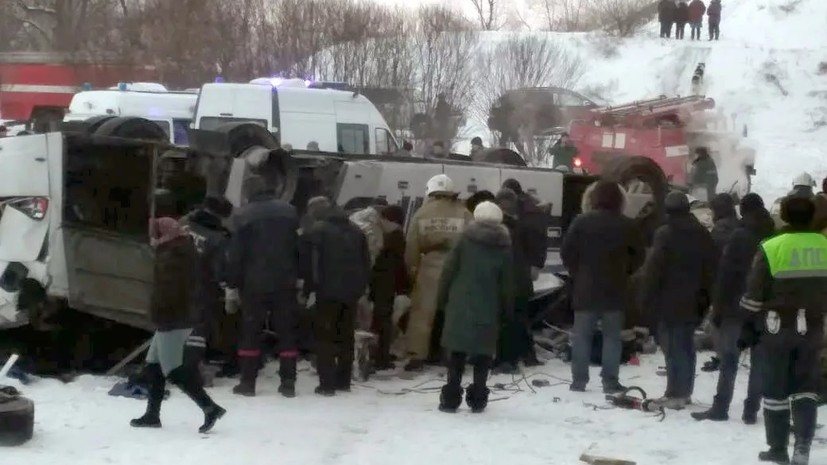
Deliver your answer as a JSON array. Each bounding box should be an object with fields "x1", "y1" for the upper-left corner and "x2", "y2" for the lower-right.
[{"x1": 436, "y1": 201, "x2": 514, "y2": 413}]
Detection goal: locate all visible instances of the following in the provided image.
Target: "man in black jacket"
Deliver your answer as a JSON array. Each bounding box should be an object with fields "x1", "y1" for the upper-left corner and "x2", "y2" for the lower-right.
[
  {"x1": 693, "y1": 193, "x2": 775, "y2": 423},
  {"x1": 710, "y1": 193, "x2": 740, "y2": 261},
  {"x1": 688, "y1": 147, "x2": 719, "y2": 201},
  {"x1": 180, "y1": 196, "x2": 233, "y2": 370},
  {"x1": 300, "y1": 197, "x2": 372, "y2": 396},
  {"x1": 226, "y1": 176, "x2": 300, "y2": 398},
  {"x1": 561, "y1": 181, "x2": 646, "y2": 394},
  {"x1": 642, "y1": 192, "x2": 716, "y2": 410},
  {"x1": 740, "y1": 196, "x2": 827, "y2": 465},
  {"x1": 658, "y1": 0, "x2": 677, "y2": 38}
]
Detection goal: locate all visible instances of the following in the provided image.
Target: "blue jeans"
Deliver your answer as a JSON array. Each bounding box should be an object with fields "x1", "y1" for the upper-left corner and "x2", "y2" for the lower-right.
[
  {"x1": 659, "y1": 322, "x2": 696, "y2": 398},
  {"x1": 715, "y1": 319, "x2": 763, "y2": 413},
  {"x1": 571, "y1": 311, "x2": 623, "y2": 388}
]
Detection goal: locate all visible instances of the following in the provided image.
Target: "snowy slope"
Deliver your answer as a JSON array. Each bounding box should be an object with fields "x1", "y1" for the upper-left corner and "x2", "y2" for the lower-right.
[
  {"x1": 4, "y1": 355, "x2": 826, "y2": 465},
  {"x1": 458, "y1": 0, "x2": 827, "y2": 203}
]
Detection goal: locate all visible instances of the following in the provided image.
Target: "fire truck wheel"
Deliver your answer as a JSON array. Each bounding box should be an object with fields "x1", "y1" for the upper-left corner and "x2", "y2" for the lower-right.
[
  {"x1": 82, "y1": 115, "x2": 117, "y2": 134},
  {"x1": 94, "y1": 117, "x2": 169, "y2": 142},
  {"x1": 214, "y1": 122, "x2": 279, "y2": 158},
  {"x1": 0, "y1": 395, "x2": 34, "y2": 446},
  {"x1": 600, "y1": 156, "x2": 668, "y2": 239}
]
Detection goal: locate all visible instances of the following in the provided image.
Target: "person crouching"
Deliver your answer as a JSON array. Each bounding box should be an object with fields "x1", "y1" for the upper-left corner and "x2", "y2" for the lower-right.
[
  {"x1": 437, "y1": 201, "x2": 514, "y2": 413},
  {"x1": 131, "y1": 217, "x2": 226, "y2": 433}
]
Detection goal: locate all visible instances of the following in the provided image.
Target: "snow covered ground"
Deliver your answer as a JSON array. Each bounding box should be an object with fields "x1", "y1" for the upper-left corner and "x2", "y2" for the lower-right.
[
  {"x1": 4, "y1": 353, "x2": 826, "y2": 465},
  {"x1": 457, "y1": 0, "x2": 827, "y2": 204}
]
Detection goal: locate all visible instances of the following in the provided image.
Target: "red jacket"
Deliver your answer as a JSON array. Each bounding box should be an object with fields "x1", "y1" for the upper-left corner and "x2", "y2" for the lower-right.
[{"x1": 689, "y1": 0, "x2": 706, "y2": 22}]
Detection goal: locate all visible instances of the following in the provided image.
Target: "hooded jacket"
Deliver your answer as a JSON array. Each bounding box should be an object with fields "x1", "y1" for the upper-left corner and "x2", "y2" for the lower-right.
[
  {"x1": 150, "y1": 218, "x2": 197, "y2": 331},
  {"x1": 561, "y1": 186, "x2": 645, "y2": 313},
  {"x1": 437, "y1": 221, "x2": 514, "y2": 356},
  {"x1": 180, "y1": 209, "x2": 230, "y2": 331},
  {"x1": 709, "y1": 194, "x2": 739, "y2": 261},
  {"x1": 641, "y1": 195, "x2": 716, "y2": 324},
  {"x1": 226, "y1": 193, "x2": 299, "y2": 296},
  {"x1": 301, "y1": 206, "x2": 371, "y2": 304},
  {"x1": 712, "y1": 206, "x2": 775, "y2": 321}
]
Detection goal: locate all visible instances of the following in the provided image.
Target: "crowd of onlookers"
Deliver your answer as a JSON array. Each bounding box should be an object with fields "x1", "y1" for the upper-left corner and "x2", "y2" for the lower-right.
[{"x1": 659, "y1": 0, "x2": 723, "y2": 41}]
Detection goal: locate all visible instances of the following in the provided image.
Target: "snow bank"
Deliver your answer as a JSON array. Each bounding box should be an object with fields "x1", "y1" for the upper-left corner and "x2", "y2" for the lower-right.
[
  {"x1": 4, "y1": 355, "x2": 825, "y2": 465},
  {"x1": 459, "y1": 0, "x2": 827, "y2": 203}
]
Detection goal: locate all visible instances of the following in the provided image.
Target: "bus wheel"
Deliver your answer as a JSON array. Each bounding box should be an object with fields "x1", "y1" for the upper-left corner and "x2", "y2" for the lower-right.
[
  {"x1": 215, "y1": 122, "x2": 279, "y2": 158},
  {"x1": 94, "y1": 117, "x2": 169, "y2": 142},
  {"x1": 81, "y1": 115, "x2": 117, "y2": 134},
  {"x1": 601, "y1": 156, "x2": 669, "y2": 243}
]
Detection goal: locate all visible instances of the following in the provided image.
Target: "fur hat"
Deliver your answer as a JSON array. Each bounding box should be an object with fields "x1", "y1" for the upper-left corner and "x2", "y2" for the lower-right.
[
  {"x1": 665, "y1": 191, "x2": 690, "y2": 215},
  {"x1": 739, "y1": 193, "x2": 765, "y2": 214},
  {"x1": 781, "y1": 196, "x2": 815, "y2": 228},
  {"x1": 474, "y1": 201, "x2": 503, "y2": 224}
]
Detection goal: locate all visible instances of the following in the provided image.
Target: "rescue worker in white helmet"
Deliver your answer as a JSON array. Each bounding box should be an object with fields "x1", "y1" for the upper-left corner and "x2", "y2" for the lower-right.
[
  {"x1": 770, "y1": 172, "x2": 816, "y2": 230},
  {"x1": 403, "y1": 174, "x2": 474, "y2": 371}
]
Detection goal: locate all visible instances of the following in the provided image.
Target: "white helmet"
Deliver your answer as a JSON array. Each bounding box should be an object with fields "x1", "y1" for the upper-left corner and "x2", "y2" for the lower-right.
[
  {"x1": 792, "y1": 172, "x2": 816, "y2": 188},
  {"x1": 426, "y1": 174, "x2": 455, "y2": 196}
]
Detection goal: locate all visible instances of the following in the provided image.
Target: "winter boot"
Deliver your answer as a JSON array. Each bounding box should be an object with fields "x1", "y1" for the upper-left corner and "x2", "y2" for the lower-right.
[
  {"x1": 465, "y1": 384, "x2": 490, "y2": 413},
  {"x1": 232, "y1": 356, "x2": 258, "y2": 397},
  {"x1": 439, "y1": 384, "x2": 464, "y2": 413},
  {"x1": 602, "y1": 381, "x2": 627, "y2": 395},
  {"x1": 759, "y1": 406, "x2": 791, "y2": 464},
  {"x1": 278, "y1": 355, "x2": 297, "y2": 398},
  {"x1": 167, "y1": 366, "x2": 226, "y2": 434},
  {"x1": 130, "y1": 363, "x2": 165, "y2": 428},
  {"x1": 314, "y1": 386, "x2": 336, "y2": 397},
  {"x1": 790, "y1": 396, "x2": 817, "y2": 465},
  {"x1": 691, "y1": 396, "x2": 729, "y2": 422}
]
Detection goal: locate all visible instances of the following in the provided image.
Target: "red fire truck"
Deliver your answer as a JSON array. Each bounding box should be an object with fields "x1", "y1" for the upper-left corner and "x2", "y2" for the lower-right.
[
  {"x1": 567, "y1": 95, "x2": 720, "y2": 186},
  {"x1": 0, "y1": 52, "x2": 156, "y2": 131}
]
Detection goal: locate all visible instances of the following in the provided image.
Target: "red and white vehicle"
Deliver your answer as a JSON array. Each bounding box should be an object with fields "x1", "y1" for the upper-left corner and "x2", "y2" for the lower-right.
[
  {"x1": 567, "y1": 95, "x2": 755, "y2": 196},
  {"x1": 0, "y1": 52, "x2": 156, "y2": 131}
]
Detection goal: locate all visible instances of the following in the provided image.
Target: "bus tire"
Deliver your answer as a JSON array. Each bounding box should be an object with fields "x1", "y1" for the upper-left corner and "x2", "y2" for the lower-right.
[
  {"x1": 215, "y1": 123, "x2": 279, "y2": 158},
  {"x1": 82, "y1": 115, "x2": 117, "y2": 133},
  {"x1": 94, "y1": 117, "x2": 169, "y2": 141},
  {"x1": 0, "y1": 395, "x2": 34, "y2": 446},
  {"x1": 600, "y1": 156, "x2": 669, "y2": 242}
]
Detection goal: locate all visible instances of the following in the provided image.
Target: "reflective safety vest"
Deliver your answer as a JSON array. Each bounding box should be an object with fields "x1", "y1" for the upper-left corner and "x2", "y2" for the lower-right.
[{"x1": 761, "y1": 232, "x2": 827, "y2": 279}]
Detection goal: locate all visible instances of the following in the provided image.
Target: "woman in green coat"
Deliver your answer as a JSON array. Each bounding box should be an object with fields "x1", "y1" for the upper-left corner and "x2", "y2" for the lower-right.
[{"x1": 436, "y1": 201, "x2": 514, "y2": 413}]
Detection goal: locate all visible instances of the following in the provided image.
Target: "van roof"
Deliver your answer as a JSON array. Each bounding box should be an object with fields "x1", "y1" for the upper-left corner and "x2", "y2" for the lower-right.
[
  {"x1": 67, "y1": 90, "x2": 198, "y2": 119},
  {"x1": 200, "y1": 82, "x2": 370, "y2": 102}
]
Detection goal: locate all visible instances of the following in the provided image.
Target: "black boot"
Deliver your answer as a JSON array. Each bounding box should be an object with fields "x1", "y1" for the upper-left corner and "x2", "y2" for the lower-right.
[
  {"x1": 466, "y1": 384, "x2": 490, "y2": 413},
  {"x1": 278, "y1": 356, "x2": 297, "y2": 398},
  {"x1": 439, "y1": 384, "x2": 463, "y2": 413},
  {"x1": 790, "y1": 396, "x2": 817, "y2": 465},
  {"x1": 759, "y1": 407, "x2": 791, "y2": 464},
  {"x1": 130, "y1": 363, "x2": 165, "y2": 428},
  {"x1": 167, "y1": 366, "x2": 226, "y2": 434},
  {"x1": 232, "y1": 356, "x2": 258, "y2": 397},
  {"x1": 691, "y1": 396, "x2": 729, "y2": 421}
]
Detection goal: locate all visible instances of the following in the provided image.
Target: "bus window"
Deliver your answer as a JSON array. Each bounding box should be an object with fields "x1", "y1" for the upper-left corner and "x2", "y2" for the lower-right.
[
  {"x1": 375, "y1": 128, "x2": 397, "y2": 155},
  {"x1": 172, "y1": 119, "x2": 191, "y2": 145},
  {"x1": 337, "y1": 123, "x2": 369, "y2": 154}
]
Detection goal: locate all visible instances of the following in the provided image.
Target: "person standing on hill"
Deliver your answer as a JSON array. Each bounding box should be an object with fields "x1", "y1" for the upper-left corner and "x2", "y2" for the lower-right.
[
  {"x1": 675, "y1": 1, "x2": 689, "y2": 39},
  {"x1": 658, "y1": 0, "x2": 677, "y2": 38},
  {"x1": 707, "y1": 0, "x2": 722, "y2": 40},
  {"x1": 688, "y1": 0, "x2": 707, "y2": 40}
]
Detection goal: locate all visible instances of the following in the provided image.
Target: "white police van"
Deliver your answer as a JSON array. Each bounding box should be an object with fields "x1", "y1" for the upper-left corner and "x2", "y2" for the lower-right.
[
  {"x1": 64, "y1": 83, "x2": 198, "y2": 146},
  {"x1": 193, "y1": 78, "x2": 399, "y2": 155}
]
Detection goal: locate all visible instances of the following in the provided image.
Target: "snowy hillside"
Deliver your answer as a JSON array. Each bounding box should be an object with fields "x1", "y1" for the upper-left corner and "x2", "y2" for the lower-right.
[{"x1": 459, "y1": 0, "x2": 827, "y2": 203}]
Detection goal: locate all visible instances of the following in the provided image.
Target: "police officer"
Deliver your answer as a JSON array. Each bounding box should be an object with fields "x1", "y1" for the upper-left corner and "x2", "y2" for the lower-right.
[
  {"x1": 404, "y1": 174, "x2": 474, "y2": 371},
  {"x1": 226, "y1": 176, "x2": 300, "y2": 398},
  {"x1": 180, "y1": 196, "x2": 233, "y2": 373},
  {"x1": 740, "y1": 196, "x2": 827, "y2": 465}
]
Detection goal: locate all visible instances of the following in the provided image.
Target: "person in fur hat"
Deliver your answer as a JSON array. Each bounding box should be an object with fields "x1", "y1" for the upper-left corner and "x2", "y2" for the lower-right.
[
  {"x1": 131, "y1": 217, "x2": 225, "y2": 433},
  {"x1": 436, "y1": 201, "x2": 514, "y2": 413}
]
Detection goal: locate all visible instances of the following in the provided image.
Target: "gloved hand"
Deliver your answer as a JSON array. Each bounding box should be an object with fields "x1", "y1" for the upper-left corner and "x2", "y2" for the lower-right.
[
  {"x1": 531, "y1": 266, "x2": 541, "y2": 281},
  {"x1": 737, "y1": 315, "x2": 762, "y2": 350},
  {"x1": 224, "y1": 288, "x2": 240, "y2": 314}
]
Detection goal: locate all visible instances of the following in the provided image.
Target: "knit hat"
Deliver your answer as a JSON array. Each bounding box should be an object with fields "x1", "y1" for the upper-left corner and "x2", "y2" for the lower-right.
[
  {"x1": 665, "y1": 191, "x2": 690, "y2": 215},
  {"x1": 474, "y1": 201, "x2": 503, "y2": 224},
  {"x1": 739, "y1": 193, "x2": 765, "y2": 215}
]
